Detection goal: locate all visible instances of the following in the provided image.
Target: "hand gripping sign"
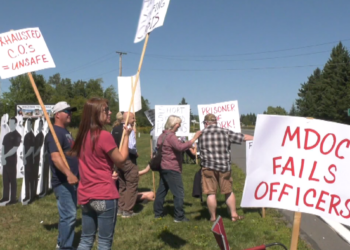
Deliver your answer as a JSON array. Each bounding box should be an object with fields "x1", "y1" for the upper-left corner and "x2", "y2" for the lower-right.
[
  {"x1": 0, "y1": 28, "x2": 55, "y2": 79},
  {"x1": 134, "y1": 0, "x2": 171, "y2": 43}
]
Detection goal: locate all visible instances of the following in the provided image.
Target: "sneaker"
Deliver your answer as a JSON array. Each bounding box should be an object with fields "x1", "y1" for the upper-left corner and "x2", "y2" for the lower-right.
[
  {"x1": 122, "y1": 211, "x2": 138, "y2": 218},
  {"x1": 174, "y1": 217, "x2": 189, "y2": 223},
  {"x1": 117, "y1": 210, "x2": 123, "y2": 216}
]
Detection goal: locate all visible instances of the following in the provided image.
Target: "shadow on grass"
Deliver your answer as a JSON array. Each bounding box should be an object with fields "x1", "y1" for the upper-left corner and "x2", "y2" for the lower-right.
[
  {"x1": 158, "y1": 230, "x2": 187, "y2": 249},
  {"x1": 43, "y1": 218, "x2": 82, "y2": 231}
]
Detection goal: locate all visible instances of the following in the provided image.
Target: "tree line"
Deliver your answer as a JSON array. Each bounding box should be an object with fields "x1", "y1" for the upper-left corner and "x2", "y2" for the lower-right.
[{"x1": 0, "y1": 73, "x2": 151, "y2": 127}]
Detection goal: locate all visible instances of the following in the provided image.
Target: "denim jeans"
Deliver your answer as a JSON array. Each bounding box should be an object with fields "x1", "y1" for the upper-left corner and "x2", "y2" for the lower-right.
[
  {"x1": 77, "y1": 199, "x2": 118, "y2": 250},
  {"x1": 53, "y1": 183, "x2": 77, "y2": 250},
  {"x1": 154, "y1": 170, "x2": 185, "y2": 220}
]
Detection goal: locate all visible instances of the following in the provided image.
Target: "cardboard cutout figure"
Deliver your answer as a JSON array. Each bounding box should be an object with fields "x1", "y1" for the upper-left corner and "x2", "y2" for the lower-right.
[
  {"x1": 0, "y1": 117, "x2": 22, "y2": 206},
  {"x1": 21, "y1": 119, "x2": 35, "y2": 205},
  {"x1": 33, "y1": 119, "x2": 44, "y2": 195},
  {"x1": 15, "y1": 115, "x2": 24, "y2": 178},
  {"x1": 0, "y1": 114, "x2": 9, "y2": 175},
  {"x1": 37, "y1": 119, "x2": 49, "y2": 196}
]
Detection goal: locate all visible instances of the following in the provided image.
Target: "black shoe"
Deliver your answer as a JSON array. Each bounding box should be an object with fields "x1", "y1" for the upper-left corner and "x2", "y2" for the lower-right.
[
  {"x1": 0, "y1": 198, "x2": 9, "y2": 203},
  {"x1": 174, "y1": 217, "x2": 189, "y2": 223}
]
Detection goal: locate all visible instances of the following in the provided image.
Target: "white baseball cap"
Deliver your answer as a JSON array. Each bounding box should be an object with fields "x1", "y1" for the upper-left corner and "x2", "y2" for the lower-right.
[{"x1": 52, "y1": 101, "x2": 77, "y2": 114}]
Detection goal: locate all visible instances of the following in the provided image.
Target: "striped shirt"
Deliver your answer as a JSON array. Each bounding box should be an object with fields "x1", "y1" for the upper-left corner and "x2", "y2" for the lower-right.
[{"x1": 198, "y1": 125, "x2": 244, "y2": 172}]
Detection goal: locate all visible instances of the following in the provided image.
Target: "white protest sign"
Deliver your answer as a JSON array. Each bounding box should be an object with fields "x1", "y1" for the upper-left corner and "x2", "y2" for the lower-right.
[
  {"x1": 0, "y1": 28, "x2": 55, "y2": 79},
  {"x1": 198, "y1": 100, "x2": 241, "y2": 133},
  {"x1": 144, "y1": 109, "x2": 155, "y2": 126},
  {"x1": 155, "y1": 105, "x2": 190, "y2": 137},
  {"x1": 134, "y1": 0, "x2": 171, "y2": 43},
  {"x1": 118, "y1": 75, "x2": 142, "y2": 112},
  {"x1": 241, "y1": 115, "x2": 350, "y2": 226}
]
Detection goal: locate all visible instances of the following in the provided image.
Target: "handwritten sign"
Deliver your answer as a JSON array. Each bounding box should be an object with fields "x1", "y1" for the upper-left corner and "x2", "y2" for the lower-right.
[
  {"x1": 198, "y1": 100, "x2": 241, "y2": 133},
  {"x1": 241, "y1": 115, "x2": 350, "y2": 226},
  {"x1": 144, "y1": 109, "x2": 155, "y2": 126},
  {"x1": 118, "y1": 75, "x2": 142, "y2": 112},
  {"x1": 0, "y1": 28, "x2": 55, "y2": 79},
  {"x1": 134, "y1": 0, "x2": 171, "y2": 43},
  {"x1": 155, "y1": 105, "x2": 190, "y2": 137}
]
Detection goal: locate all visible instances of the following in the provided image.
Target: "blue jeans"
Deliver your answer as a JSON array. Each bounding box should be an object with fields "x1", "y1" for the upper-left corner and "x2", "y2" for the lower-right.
[
  {"x1": 77, "y1": 199, "x2": 118, "y2": 250},
  {"x1": 154, "y1": 170, "x2": 185, "y2": 220},
  {"x1": 53, "y1": 183, "x2": 77, "y2": 250}
]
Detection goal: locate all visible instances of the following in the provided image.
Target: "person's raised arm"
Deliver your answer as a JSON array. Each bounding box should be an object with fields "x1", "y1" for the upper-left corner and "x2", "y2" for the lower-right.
[
  {"x1": 243, "y1": 134, "x2": 254, "y2": 141},
  {"x1": 108, "y1": 126, "x2": 132, "y2": 168},
  {"x1": 190, "y1": 131, "x2": 202, "y2": 144}
]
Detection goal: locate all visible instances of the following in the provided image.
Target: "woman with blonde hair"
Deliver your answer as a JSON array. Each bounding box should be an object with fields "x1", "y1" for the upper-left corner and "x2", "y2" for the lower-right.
[
  {"x1": 70, "y1": 98, "x2": 131, "y2": 250},
  {"x1": 153, "y1": 115, "x2": 202, "y2": 222}
]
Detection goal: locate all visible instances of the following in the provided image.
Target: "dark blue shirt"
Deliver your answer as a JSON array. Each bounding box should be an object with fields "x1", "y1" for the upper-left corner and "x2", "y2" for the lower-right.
[{"x1": 45, "y1": 125, "x2": 79, "y2": 188}]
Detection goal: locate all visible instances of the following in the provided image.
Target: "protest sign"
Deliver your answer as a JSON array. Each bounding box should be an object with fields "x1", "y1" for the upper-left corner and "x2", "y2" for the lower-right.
[
  {"x1": 144, "y1": 109, "x2": 155, "y2": 126},
  {"x1": 0, "y1": 28, "x2": 55, "y2": 79},
  {"x1": 198, "y1": 100, "x2": 241, "y2": 133},
  {"x1": 134, "y1": 0, "x2": 171, "y2": 43},
  {"x1": 241, "y1": 115, "x2": 350, "y2": 226},
  {"x1": 155, "y1": 105, "x2": 190, "y2": 137},
  {"x1": 245, "y1": 140, "x2": 253, "y2": 175},
  {"x1": 118, "y1": 75, "x2": 142, "y2": 112}
]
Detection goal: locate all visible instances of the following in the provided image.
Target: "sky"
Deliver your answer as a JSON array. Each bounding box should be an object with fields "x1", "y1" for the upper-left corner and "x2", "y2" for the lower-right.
[{"x1": 1, "y1": 1, "x2": 350, "y2": 116}]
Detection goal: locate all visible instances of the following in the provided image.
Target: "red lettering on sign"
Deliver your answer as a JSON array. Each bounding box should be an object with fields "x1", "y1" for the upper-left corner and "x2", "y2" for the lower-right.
[
  {"x1": 308, "y1": 161, "x2": 319, "y2": 182},
  {"x1": 269, "y1": 182, "x2": 280, "y2": 200},
  {"x1": 278, "y1": 184, "x2": 293, "y2": 202},
  {"x1": 329, "y1": 194, "x2": 341, "y2": 216},
  {"x1": 304, "y1": 129, "x2": 320, "y2": 150},
  {"x1": 340, "y1": 199, "x2": 350, "y2": 219},
  {"x1": 282, "y1": 126, "x2": 300, "y2": 148},
  {"x1": 281, "y1": 157, "x2": 295, "y2": 176},
  {"x1": 272, "y1": 156, "x2": 282, "y2": 174},
  {"x1": 254, "y1": 182, "x2": 268, "y2": 200},
  {"x1": 320, "y1": 133, "x2": 336, "y2": 155},
  {"x1": 335, "y1": 139, "x2": 350, "y2": 159},
  {"x1": 324, "y1": 164, "x2": 337, "y2": 184},
  {"x1": 315, "y1": 190, "x2": 329, "y2": 212},
  {"x1": 304, "y1": 189, "x2": 316, "y2": 207}
]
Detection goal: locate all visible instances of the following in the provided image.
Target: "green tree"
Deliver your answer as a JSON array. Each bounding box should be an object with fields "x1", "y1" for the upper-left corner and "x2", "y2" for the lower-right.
[
  {"x1": 295, "y1": 42, "x2": 350, "y2": 123},
  {"x1": 263, "y1": 106, "x2": 287, "y2": 115},
  {"x1": 135, "y1": 96, "x2": 151, "y2": 127},
  {"x1": 289, "y1": 103, "x2": 298, "y2": 116},
  {"x1": 179, "y1": 97, "x2": 194, "y2": 120}
]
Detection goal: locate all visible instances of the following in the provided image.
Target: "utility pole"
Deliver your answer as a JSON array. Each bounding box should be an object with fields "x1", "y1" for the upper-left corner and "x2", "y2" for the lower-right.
[{"x1": 116, "y1": 51, "x2": 127, "y2": 76}]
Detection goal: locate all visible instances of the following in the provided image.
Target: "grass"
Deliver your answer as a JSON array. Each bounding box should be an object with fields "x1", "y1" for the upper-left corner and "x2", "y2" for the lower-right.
[{"x1": 0, "y1": 132, "x2": 312, "y2": 250}]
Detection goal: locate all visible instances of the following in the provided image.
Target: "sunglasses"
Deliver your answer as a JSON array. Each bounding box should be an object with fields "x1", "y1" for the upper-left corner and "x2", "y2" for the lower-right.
[
  {"x1": 105, "y1": 106, "x2": 110, "y2": 114},
  {"x1": 61, "y1": 110, "x2": 72, "y2": 115}
]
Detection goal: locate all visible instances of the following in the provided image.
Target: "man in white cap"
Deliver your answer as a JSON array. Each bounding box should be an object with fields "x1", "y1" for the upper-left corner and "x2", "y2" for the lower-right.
[{"x1": 45, "y1": 101, "x2": 79, "y2": 250}]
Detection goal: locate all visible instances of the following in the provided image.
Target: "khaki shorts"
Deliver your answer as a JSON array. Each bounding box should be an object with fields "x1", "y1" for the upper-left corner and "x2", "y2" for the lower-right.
[{"x1": 201, "y1": 168, "x2": 233, "y2": 195}]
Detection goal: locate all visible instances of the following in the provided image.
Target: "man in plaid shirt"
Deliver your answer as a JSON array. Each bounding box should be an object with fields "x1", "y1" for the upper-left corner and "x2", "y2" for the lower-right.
[{"x1": 198, "y1": 114, "x2": 253, "y2": 222}]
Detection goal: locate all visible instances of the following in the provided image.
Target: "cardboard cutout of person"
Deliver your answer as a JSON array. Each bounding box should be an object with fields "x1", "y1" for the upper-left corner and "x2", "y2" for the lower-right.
[
  {"x1": 0, "y1": 117, "x2": 22, "y2": 206},
  {"x1": 33, "y1": 119, "x2": 44, "y2": 197},
  {"x1": 21, "y1": 119, "x2": 35, "y2": 205},
  {"x1": 37, "y1": 119, "x2": 50, "y2": 197},
  {"x1": 15, "y1": 115, "x2": 24, "y2": 179},
  {"x1": 0, "y1": 114, "x2": 9, "y2": 175}
]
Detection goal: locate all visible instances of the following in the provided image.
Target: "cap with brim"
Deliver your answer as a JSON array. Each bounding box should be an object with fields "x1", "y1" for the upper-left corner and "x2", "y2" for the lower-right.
[{"x1": 53, "y1": 101, "x2": 77, "y2": 114}]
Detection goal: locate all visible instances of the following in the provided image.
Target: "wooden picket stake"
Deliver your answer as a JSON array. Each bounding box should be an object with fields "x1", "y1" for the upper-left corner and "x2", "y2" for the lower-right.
[
  {"x1": 290, "y1": 212, "x2": 302, "y2": 250},
  {"x1": 27, "y1": 72, "x2": 70, "y2": 170},
  {"x1": 262, "y1": 208, "x2": 265, "y2": 218},
  {"x1": 113, "y1": 33, "x2": 150, "y2": 176}
]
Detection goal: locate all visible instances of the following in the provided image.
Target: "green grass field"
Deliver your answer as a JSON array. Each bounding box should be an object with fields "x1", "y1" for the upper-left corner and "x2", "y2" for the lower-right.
[{"x1": 0, "y1": 132, "x2": 312, "y2": 250}]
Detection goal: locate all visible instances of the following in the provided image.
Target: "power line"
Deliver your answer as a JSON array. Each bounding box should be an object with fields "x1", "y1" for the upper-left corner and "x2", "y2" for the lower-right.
[
  {"x1": 127, "y1": 38, "x2": 350, "y2": 58},
  {"x1": 61, "y1": 52, "x2": 115, "y2": 75}
]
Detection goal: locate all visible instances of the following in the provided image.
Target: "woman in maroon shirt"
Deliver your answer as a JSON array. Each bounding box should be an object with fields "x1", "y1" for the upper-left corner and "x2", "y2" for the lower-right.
[
  {"x1": 153, "y1": 115, "x2": 201, "y2": 222},
  {"x1": 69, "y1": 98, "x2": 131, "y2": 250}
]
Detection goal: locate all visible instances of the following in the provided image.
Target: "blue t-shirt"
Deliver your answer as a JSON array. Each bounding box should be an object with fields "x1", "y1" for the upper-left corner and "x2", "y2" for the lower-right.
[{"x1": 45, "y1": 125, "x2": 79, "y2": 188}]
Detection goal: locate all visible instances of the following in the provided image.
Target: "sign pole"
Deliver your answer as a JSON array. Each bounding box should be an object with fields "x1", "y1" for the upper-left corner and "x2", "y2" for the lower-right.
[
  {"x1": 119, "y1": 33, "x2": 149, "y2": 151},
  {"x1": 27, "y1": 72, "x2": 70, "y2": 169},
  {"x1": 113, "y1": 33, "x2": 150, "y2": 176},
  {"x1": 290, "y1": 212, "x2": 302, "y2": 250}
]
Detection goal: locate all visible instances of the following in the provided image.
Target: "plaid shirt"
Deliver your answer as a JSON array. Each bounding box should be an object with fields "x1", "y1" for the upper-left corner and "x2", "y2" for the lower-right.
[{"x1": 198, "y1": 125, "x2": 244, "y2": 172}]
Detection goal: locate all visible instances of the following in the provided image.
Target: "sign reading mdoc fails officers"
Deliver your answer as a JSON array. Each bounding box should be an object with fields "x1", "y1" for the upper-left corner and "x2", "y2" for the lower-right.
[
  {"x1": 198, "y1": 100, "x2": 241, "y2": 133},
  {"x1": 0, "y1": 28, "x2": 55, "y2": 79},
  {"x1": 241, "y1": 115, "x2": 350, "y2": 226},
  {"x1": 134, "y1": 0, "x2": 171, "y2": 43},
  {"x1": 155, "y1": 105, "x2": 190, "y2": 137}
]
